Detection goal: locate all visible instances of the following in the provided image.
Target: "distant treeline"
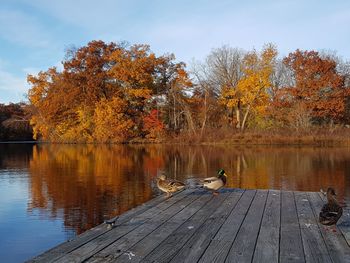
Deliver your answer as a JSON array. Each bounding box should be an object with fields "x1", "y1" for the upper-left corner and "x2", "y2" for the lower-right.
[
  {"x1": 0, "y1": 103, "x2": 33, "y2": 141},
  {"x1": 24, "y1": 40, "x2": 350, "y2": 143}
]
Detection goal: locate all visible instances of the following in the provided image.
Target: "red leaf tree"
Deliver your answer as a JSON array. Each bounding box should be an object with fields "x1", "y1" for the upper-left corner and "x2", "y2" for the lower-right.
[
  {"x1": 143, "y1": 109, "x2": 164, "y2": 139},
  {"x1": 277, "y1": 50, "x2": 349, "y2": 124}
]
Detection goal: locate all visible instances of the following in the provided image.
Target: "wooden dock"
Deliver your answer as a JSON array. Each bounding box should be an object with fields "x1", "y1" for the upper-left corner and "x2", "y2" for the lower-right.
[{"x1": 29, "y1": 189, "x2": 350, "y2": 263}]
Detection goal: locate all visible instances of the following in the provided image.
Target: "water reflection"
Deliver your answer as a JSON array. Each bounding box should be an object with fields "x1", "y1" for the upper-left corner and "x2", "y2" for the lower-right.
[
  {"x1": 0, "y1": 143, "x2": 350, "y2": 262},
  {"x1": 146, "y1": 145, "x2": 350, "y2": 204},
  {"x1": 0, "y1": 143, "x2": 33, "y2": 169},
  {"x1": 3, "y1": 144, "x2": 350, "y2": 231},
  {"x1": 27, "y1": 144, "x2": 155, "y2": 234}
]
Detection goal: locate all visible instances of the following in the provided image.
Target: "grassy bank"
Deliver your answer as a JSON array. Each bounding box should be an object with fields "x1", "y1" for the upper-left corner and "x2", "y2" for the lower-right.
[
  {"x1": 165, "y1": 127, "x2": 350, "y2": 146},
  {"x1": 27, "y1": 127, "x2": 350, "y2": 146}
]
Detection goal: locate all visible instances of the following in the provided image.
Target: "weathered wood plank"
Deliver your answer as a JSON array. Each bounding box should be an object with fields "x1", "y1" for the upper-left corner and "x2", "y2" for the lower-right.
[
  {"x1": 141, "y1": 194, "x2": 227, "y2": 263},
  {"x1": 28, "y1": 189, "x2": 350, "y2": 263},
  {"x1": 279, "y1": 191, "x2": 305, "y2": 263},
  {"x1": 52, "y1": 189, "x2": 197, "y2": 263},
  {"x1": 167, "y1": 190, "x2": 244, "y2": 263},
  {"x1": 90, "y1": 191, "x2": 215, "y2": 263},
  {"x1": 198, "y1": 190, "x2": 256, "y2": 263},
  {"x1": 28, "y1": 190, "x2": 191, "y2": 263},
  {"x1": 27, "y1": 194, "x2": 164, "y2": 262},
  {"x1": 140, "y1": 191, "x2": 241, "y2": 263},
  {"x1": 82, "y1": 190, "x2": 202, "y2": 262},
  {"x1": 121, "y1": 192, "x2": 233, "y2": 263},
  {"x1": 338, "y1": 207, "x2": 350, "y2": 247},
  {"x1": 126, "y1": 194, "x2": 219, "y2": 262},
  {"x1": 294, "y1": 191, "x2": 332, "y2": 263},
  {"x1": 225, "y1": 190, "x2": 268, "y2": 263},
  {"x1": 252, "y1": 190, "x2": 280, "y2": 263},
  {"x1": 308, "y1": 192, "x2": 350, "y2": 263}
]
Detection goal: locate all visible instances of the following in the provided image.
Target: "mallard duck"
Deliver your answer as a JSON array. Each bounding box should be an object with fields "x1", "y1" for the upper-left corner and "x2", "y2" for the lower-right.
[
  {"x1": 203, "y1": 169, "x2": 227, "y2": 195},
  {"x1": 319, "y1": 187, "x2": 343, "y2": 226},
  {"x1": 156, "y1": 175, "x2": 185, "y2": 197}
]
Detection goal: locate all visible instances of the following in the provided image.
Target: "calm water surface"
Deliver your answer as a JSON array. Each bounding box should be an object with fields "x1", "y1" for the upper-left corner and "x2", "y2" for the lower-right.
[{"x1": 0, "y1": 143, "x2": 350, "y2": 262}]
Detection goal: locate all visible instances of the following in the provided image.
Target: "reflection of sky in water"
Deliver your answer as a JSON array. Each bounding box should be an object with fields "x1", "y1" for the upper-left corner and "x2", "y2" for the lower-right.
[{"x1": 0, "y1": 170, "x2": 74, "y2": 263}]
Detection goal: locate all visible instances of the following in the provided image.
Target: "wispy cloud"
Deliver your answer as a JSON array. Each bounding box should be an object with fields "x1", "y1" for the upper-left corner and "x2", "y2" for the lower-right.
[
  {"x1": 0, "y1": 67, "x2": 28, "y2": 103},
  {"x1": 15, "y1": 0, "x2": 350, "y2": 60},
  {"x1": 0, "y1": 9, "x2": 51, "y2": 48},
  {"x1": 20, "y1": 0, "x2": 134, "y2": 32}
]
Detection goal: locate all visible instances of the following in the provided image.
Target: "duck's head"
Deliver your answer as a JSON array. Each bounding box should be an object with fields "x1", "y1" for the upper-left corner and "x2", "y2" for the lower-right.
[
  {"x1": 158, "y1": 174, "x2": 166, "y2": 180},
  {"x1": 326, "y1": 187, "x2": 338, "y2": 202},
  {"x1": 217, "y1": 169, "x2": 227, "y2": 178},
  {"x1": 327, "y1": 187, "x2": 336, "y2": 195},
  {"x1": 157, "y1": 174, "x2": 166, "y2": 180}
]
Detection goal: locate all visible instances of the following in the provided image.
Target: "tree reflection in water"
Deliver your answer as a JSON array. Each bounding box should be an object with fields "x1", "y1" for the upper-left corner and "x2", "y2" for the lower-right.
[{"x1": 23, "y1": 144, "x2": 350, "y2": 234}]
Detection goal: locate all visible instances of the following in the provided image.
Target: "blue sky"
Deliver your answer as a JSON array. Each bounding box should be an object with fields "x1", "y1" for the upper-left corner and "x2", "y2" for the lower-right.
[{"x1": 1, "y1": 0, "x2": 350, "y2": 103}]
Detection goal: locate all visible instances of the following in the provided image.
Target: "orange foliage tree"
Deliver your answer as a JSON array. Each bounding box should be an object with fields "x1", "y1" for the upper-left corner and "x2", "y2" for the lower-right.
[
  {"x1": 273, "y1": 50, "x2": 349, "y2": 126},
  {"x1": 28, "y1": 41, "x2": 350, "y2": 140},
  {"x1": 27, "y1": 41, "x2": 190, "y2": 142},
  {"x1": 27, "y1": 68, "x2": 66, "y2": 140}
]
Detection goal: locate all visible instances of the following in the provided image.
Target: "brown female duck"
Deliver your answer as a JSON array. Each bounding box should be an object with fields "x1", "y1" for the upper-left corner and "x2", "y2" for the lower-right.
[
  {"x1": 156, "y1": 175, "x2": 185, "y2": 197},
  {"x1": 319, "y1": 187, "x2": 343, "y2": 226}
]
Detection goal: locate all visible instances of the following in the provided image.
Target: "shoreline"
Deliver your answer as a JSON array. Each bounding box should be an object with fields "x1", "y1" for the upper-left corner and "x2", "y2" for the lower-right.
[{"x1": 2, "y1": 130, "x2": 350, "y2": 146}]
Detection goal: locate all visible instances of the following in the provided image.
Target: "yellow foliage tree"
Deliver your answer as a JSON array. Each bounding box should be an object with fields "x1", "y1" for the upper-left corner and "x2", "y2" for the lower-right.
[
  {"x1": 221, "y1": 44, "x2": 277, "y2": 131},
  {"x1": 55, "y1": 107, "x2": 95, "y2": 143},
  {"x1": 93, "y1": 97, "x2": 135, "y2": 142}
]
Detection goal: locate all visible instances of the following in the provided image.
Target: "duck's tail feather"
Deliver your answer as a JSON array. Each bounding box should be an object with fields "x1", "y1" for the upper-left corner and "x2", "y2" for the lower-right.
[{"x1": 184, "y1": 178, "x2": 205, "y2": 189}]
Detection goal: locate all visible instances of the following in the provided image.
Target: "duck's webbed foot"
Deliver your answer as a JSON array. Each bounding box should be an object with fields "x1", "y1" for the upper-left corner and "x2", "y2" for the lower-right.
[{"x1": 331, "y1": 225, "x2": 337, "y2": 232}]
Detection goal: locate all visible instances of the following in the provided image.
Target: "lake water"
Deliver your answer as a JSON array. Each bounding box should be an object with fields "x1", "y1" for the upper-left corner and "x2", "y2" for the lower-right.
[{"x1": 0, "y1": 143, "x2": 349, "y2": 262}]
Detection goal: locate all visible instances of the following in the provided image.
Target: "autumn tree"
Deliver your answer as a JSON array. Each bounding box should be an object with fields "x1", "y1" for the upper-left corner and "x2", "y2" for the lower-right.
[
  {"x1": 190, "y1": 61, "x2": 225, "y2": 136},
  {"x1": 220, "y1": 44, "x2": 277, "y2": 131},
  {"x1": 279, "y1": 50, "x2": 349, "y2": 125},
  {"x1": 166, "y1": 68, "x2": 194, "y2": 133},
  {"x1": 192, "y1": 45, "x2": 277, "y2": 131},
  {"x1": 93, "y1": 97, "x2": 135, "y2": 142},
  {"x1": 203, "y1": 46, "x2": 245, "y2": 128},
  {"x1": 318, "y1": 50, "x2": 350, "y2": 88},
  {"x1": 0, "y1": 103, "x2": 33, "y2": 141},
  {"x1": 27, "y1": 40, "x2": 191, "y2": 142},
  {"x1": 59, "y1": 41, "x2": 120, "y2": 141},
  {"x1": 27, "y1": 40, "x2": 118, "y2": 141},
  {"x1": 28, "y1": 68, "x2": 77, "y2": 141},
  {"x1": 151, "y1": 55, "x2": 194, "y2": 134},
  {"x1": 143, "y1": 109, "x2": 164, "y2": 139},
  {"x1": 269, "y1": 58, "x2": 294, "y2": 102},
  {"x1": 107, "y1": 44, "x2": 158, "y2": 137},
  {"x1": 63, "y1": 40, "x2": 118, "y2": 103}
]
